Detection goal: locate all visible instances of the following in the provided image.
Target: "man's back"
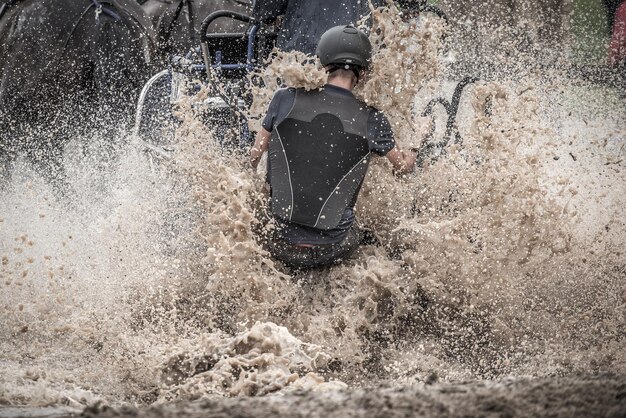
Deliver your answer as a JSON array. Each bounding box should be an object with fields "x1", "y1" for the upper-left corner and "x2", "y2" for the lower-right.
[{"x1": 268, "y1": 88, "x2": 372, "y2": 231}]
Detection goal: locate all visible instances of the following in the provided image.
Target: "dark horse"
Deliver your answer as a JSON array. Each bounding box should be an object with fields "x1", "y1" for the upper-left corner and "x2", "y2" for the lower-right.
[{"x1": 0, "y1": 0, "x2": 157, "y2": 184}]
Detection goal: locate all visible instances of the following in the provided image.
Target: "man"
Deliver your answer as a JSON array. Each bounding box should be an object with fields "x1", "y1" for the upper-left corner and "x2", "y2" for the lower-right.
[
  {"x1": 250, "y1": 25, "x2": 417, "y2": 269},
  {"x1": 608, "y1": 0, "x2": 626, "y2": 67},
  {"x1": 252, "y1": 0, "x2": 420, "y2": 55}
]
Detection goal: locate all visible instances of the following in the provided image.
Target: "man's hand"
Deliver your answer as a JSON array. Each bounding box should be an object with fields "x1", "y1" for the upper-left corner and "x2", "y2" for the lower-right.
[{"x1": 385, "y1": 147, "x2": 417, "y2": 176}]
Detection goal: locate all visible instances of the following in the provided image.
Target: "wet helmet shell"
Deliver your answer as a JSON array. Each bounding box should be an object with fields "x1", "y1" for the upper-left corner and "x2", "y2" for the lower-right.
[{"x1": 315, "y1": 25, "x2": 372, "y2": 69}]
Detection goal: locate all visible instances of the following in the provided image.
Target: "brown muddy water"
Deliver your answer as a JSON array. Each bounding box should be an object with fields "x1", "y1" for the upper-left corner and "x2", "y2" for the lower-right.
[{"x1": 1, "y1": 4, "x2": 625, "y2": 418}]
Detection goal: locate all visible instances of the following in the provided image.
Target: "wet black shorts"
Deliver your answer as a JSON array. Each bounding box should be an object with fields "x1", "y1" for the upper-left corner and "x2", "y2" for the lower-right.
[{"x1": 267, "y1": 226, "x2": 362, "y2": 269}]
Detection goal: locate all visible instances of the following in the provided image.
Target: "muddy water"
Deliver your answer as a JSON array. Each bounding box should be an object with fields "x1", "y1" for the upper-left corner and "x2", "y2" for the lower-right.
[{"x1": 1, "y1": 2, "x2": 625, "y2": 417}]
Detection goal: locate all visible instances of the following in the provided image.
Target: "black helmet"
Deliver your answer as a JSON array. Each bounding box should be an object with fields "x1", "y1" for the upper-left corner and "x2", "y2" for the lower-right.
[{"x1": 316, "y1": 25, "x2": 372, "y2": 70}]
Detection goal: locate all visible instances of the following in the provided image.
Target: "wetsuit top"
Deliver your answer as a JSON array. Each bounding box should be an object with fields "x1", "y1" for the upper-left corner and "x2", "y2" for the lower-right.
[{"x1": 262, "y1": 84, "x2": 395, "y2": 245}]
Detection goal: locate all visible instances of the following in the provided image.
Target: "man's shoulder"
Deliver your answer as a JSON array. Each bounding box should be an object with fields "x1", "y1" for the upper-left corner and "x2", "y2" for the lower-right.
[
  {"x1": 267, "y1": 88, "x2": 298, "y2": 113},
  {"x1": 272, "y1": 87, "x2": 297, "y2": 100},
  {"x1": 349, "y1": 96, "x2": 386, "y2": 118}
]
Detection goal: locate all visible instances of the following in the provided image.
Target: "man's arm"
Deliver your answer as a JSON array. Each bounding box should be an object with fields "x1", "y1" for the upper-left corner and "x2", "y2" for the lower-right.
[
  {"x1": 368, "y1": 110, "x2": 417, "y2": 175},
  {"x1": 250, "y1": 128, "x2": 271, "y2": 169},
  {"x1": 385, "y1": 147, "x2": 417, "y2": 175}
]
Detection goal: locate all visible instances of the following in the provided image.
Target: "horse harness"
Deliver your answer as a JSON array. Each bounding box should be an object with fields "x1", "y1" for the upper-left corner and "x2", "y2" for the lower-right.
[
  {"x1": 153, "y1": 0, "x2": 252, "y2": 46},
  {"x1": 47, "y1": 0, "x2": 134, "y2": 78},
  {"x1": 88, "y1": 0, "x2": 121, "y2": 23}
]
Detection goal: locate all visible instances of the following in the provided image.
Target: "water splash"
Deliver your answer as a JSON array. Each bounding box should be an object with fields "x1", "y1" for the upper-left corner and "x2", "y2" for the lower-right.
[{"x1": 1, "y1": 1, "x2": 624, "y2": 410}]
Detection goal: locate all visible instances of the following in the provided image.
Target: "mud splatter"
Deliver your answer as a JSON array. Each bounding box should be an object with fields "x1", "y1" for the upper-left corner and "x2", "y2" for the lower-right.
[{"x1": 0, "y1": 1, "x2": 624, "y2": 414}]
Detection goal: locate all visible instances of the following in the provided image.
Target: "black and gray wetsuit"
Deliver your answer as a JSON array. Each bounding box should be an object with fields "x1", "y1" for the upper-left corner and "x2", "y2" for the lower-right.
[{"x1": 260, "y1": 84, "x2": 395, "y2": 267}]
